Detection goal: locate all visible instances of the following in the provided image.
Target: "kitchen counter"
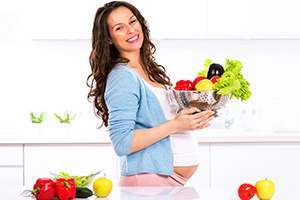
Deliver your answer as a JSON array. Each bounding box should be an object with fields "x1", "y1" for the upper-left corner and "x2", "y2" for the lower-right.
[
  {"x1": 9, "y1": 186, "x2": 299, "y2": 200},
  {"x1": 1, "y1": 128, "x2": 300, "y2": 144}
]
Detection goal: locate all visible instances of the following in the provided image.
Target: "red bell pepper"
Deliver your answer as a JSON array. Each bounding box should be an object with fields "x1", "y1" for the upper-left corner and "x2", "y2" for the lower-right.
[
  {"x1": 175, "y1": 80, "x2": 194, "y2": 90},
  {"x1": 55, "y1": 178, "x2": 76, "y2": 200},
  {"x1": 32, "y1": 178, "x2": 56, "y2": 200}
]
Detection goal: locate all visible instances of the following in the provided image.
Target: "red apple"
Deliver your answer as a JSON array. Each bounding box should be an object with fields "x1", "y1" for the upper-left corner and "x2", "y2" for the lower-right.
[{"x1": 238, "y1": 183, "x2": 256, "y2": 200}]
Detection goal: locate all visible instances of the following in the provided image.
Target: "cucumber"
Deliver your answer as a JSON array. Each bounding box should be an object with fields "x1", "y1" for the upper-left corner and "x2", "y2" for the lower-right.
[{"x1": 75, "y1": 187, "x2": 93, "y2": 198}]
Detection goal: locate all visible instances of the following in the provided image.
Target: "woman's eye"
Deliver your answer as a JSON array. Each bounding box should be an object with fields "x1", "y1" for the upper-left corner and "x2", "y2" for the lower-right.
[
  {"x1": 130, "y1": 19, "x2": 137, "y2": 24},
  {"x1": 115, "y1": 26, "x2": 123, "y2": 31}
]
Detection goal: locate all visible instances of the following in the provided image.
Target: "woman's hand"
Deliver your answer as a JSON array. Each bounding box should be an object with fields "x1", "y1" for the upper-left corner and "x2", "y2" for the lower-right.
[{"x1": 171, "y1": 107, "x2": 215, "y2": 132}]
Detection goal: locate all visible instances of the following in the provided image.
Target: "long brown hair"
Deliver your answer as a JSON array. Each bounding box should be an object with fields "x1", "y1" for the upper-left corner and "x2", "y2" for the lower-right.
[{"x1": 87, "y1": 1, "x2": 171, "y2": 128}]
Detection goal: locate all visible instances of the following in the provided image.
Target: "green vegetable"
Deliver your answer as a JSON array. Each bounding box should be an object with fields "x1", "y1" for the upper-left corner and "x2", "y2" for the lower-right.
[
  {"x1": 52, "y1": 171, "x2": 101, "y2": 187},
  {"x1": 54, "y1": 112, "x2": 76, "y2": 124},
  {"x1": 213, "y1": 58, "x2": 251, "y2": 101},
  {"x1": 30, "y1": 112, "x2": 46, "y2": 123},
  {"x1": 75, "y1": 187, "x2": 93, "y2": 198},
  {"x1": 198, "y1": 58, "x2": 212, "y2": 77}
]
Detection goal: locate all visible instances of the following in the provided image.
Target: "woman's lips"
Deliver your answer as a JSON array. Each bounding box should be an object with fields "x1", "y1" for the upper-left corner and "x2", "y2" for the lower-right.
[{"x1": 127, "y1": 34, "x2": 139, "y2": 43}]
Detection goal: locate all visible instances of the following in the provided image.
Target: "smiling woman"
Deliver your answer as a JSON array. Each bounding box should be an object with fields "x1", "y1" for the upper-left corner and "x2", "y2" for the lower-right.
[{"x1": 86, "y1": 1, "x2": 215, "y2": 187}]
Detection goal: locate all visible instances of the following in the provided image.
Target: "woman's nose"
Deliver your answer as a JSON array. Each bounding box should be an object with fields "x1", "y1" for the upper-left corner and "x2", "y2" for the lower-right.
[{"x1": 127, "y1": 24, "x2": 135, "y2": 34}]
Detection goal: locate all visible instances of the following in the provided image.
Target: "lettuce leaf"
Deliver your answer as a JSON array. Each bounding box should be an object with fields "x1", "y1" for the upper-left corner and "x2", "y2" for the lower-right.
[
  {"x1": 213, "y1": 58, "x2": 251, "y2": 101},
  {"x1": 197, "y1": 58, "x2": 212, "y2": 77}
]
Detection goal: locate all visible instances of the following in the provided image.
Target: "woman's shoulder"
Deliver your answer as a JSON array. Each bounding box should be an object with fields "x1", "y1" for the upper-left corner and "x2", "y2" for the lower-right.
[
  {"x1": 109, "y1": 63, "x2": 137, "y2": 78},
  {"x1": 106, "y1": 63, "x2": 140, "y2": 88}
]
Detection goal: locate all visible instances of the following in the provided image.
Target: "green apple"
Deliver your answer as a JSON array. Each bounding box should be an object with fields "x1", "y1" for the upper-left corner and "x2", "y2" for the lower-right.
[
  {"x1": 195, "y1": 79, "x2": 213, "y2": 91},
  {"x1": 93, "y1": 177, "x2": 113, "y2": 198},
  {"x1": 255, "y1": 178, "x2": 275, "y2": 200}
]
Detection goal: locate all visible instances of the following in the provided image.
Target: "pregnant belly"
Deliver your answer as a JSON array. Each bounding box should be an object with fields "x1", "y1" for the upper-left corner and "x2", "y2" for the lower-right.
[{"x1": 174, "y1": 165, "x2": 199, "y2": 180}]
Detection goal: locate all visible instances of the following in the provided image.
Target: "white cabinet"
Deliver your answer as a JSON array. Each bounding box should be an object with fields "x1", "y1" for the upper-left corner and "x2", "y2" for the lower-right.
[
  {"x1": 0, "y1": 145, "x2": 23, "y2": 197},
  {"x1": 207, "y1": 0, "x2": 300, "y2": 38},
  {"x1": 0, "y1": 145, "x2": 23, "y2": 165},
  {"x1": 24, "y1": 144, "x2": 118, "y2": 186},
  {"x1": 0, "y1": 168, "x2": 24, "y2": 198},
  {"x1": 210, "y1": 143, "x2": 300, "y2": 189}
]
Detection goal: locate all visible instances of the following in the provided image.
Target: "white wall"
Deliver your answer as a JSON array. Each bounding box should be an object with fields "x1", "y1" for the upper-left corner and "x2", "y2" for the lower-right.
[{"x1": 1, "y1": 0, "x2": 300, "y2": 133}]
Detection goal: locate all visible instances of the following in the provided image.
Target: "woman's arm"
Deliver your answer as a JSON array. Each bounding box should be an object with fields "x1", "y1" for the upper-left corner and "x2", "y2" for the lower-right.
[{"x1": 130, "y1": 109, "x2": 215, "y2": 153}]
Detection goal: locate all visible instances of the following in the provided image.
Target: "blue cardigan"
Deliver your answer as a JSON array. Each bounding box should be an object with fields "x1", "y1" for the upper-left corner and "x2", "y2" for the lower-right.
[{"x1": 104, "y1": 63, "x2": 173, "y2": 176}]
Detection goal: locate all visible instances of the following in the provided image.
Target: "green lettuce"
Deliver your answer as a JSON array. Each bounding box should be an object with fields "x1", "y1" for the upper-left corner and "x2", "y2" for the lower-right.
[
  {"x1": 197, "y1": 58, "x2": 212, "y2": 77},
  {"x1": 213, "y1": 58, "x2": 251, "y2": 101}
]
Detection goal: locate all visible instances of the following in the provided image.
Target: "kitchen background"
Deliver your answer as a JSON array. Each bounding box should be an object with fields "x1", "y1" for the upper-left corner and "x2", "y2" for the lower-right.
[
  {"x1": 1, "y1": 0, "x2": 300, "y2": 133},
  {"x1": 1, "y1": 0, "x2": 300, "y2": 198}
]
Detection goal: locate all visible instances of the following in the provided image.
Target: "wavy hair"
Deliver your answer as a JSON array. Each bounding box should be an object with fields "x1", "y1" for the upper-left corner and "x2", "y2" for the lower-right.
[{"x1": 87, "y1": 1, "x2": 171, "y2": 128}]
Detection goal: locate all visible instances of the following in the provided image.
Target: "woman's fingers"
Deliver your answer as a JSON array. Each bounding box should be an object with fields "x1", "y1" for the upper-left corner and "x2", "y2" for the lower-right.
[
  {"x1": 192, "y1": 115, "x2": 214, "y2": 130},
  {"x1": 179, "y1": 107, "x2": 200, "y2": 115}
]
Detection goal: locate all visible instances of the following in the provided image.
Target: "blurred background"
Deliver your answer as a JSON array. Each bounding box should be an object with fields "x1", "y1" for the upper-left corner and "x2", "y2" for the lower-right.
[
  {"x1": 2, "y1": 1, "x2": 300, "y2": 198},
  {"x1": 1, "y1": 0, "x2": 300, "y2": 133}
]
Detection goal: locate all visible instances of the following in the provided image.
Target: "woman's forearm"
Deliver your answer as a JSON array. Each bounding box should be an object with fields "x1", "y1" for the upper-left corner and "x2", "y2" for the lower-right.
[{"x1": 130, "y1": 119, "x2": 178, "y2": 154}]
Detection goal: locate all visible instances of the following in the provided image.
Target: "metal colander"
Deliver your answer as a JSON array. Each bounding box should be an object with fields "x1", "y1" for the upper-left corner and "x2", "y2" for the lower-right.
[{"x1": 166, "y1": 86, "x2": 231, "y2": 112}]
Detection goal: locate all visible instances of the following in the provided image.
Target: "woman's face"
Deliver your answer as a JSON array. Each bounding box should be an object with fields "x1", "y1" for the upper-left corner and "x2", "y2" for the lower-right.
[{"x1": 107, "y1": 6, "x2": 144, "y2": 55}]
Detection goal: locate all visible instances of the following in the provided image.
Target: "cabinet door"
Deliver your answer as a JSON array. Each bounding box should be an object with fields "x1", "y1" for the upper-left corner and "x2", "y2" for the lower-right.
[
  {"x1": 185, "y1": 144, "x2": 210, "y2": 187},
  {"x1": 0, "y1": 145, "x2": 23, "y2": 166},
  {"x1": 207, "y1": 0, "x2": 300, "y2": 38},
  {"x1": 24, "y1": 144, "x2": 118, "y2": 186},
  {"x1": 0, "y1": 167, "x2": 23, "y2": 199},
  {"x1": 210, "y1": 143, "x2": 300, "y2": 189}
]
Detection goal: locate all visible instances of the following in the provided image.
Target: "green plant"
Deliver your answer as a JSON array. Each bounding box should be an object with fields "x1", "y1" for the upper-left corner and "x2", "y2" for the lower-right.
[
  {"x1": 30, "y1": 112, "x2": 46, "y2": 124},
  {"x1": 54, "y1": 112, "x2": 76, "y2": 124}
]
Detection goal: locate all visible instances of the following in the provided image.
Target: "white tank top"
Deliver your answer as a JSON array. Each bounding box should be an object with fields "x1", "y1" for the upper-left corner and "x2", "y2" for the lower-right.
[{"x1": 143, "y1": 81, "x2": 201, "y2": 166}]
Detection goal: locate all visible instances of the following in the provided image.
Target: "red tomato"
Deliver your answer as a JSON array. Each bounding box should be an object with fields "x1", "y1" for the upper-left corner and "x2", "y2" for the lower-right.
[
  {"x1": 175, "y1": 80, "x2": 193, "y2": 90},
  {"x1": 192, "y1": 76, "x2": 206, "y2": 88},
  {"x1": 238, "y1": 183, "x2": 256, "y2": 200},
  {"x1": 210, "y1": 75, "x2": 220, "y2": 84}
]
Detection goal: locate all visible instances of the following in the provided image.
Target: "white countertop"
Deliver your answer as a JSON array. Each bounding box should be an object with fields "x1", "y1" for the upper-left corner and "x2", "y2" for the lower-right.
[
  {"x1": 8, "y1": 186, "x2": 299, "y2": 200},
  {"x1": 1, "y1": 127, "x2": 300, "y2": 144}
]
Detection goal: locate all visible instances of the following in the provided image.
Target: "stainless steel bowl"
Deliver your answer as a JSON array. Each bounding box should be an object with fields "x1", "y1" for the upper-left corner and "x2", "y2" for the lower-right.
[{"x1": 166, "y1": 87, "x2": 230, "y2": 112}]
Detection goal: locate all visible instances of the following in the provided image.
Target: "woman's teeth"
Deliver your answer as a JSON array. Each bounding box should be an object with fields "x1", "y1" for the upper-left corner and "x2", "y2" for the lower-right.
[{"x1": 127, "y1": 35, "x2": 138, "y2": 43}]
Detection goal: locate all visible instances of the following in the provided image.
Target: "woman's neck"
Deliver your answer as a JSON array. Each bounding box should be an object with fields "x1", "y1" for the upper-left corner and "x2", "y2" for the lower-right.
[{"x1": 120, "y1": 51, "x2": 142, "y2": 69}]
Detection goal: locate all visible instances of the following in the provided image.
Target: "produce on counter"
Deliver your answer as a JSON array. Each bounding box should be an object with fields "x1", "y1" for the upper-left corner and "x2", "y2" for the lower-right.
[
  {"x1": 238, "y1": 183, "x2": 256, "y2": 200},
  {"x1": 237, "y1": 179, "x2": 275, "y2": 200},
  {"x1": 255, "y1": 178, "x2": 275, "y2": 200},
  {"x1": 75, "y1": 187, "x2": 93, "y2": 198},
  {"x1": 53, "y1": 171, "x2": 101, "y2": 187},
  {"x1": 93, "y1": 176, "x2": 113, "y2": 198},
  {"x1": 32, "y1": 178, "x2": 56, "y2": 200},
  {"x1": 55, "y1": 178, "x2": 76, "y2": 200},
  {"x1": 22, "y1": 171, "x2": 106, "y2": 199}
]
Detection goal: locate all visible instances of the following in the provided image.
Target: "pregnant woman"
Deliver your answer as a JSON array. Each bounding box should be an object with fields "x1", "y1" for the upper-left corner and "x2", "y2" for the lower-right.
[{"x1": 87, "y1": 1, "x2": 215, "y2": 186}]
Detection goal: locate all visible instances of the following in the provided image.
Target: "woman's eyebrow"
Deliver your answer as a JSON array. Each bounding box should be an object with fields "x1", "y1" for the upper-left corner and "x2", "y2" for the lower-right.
[
  {"x1": 129, "y1": 15, "x2": 135, "y2": 20},
  {"x1": 112, "y1": 15, "x2": 135, "y2": 29}
]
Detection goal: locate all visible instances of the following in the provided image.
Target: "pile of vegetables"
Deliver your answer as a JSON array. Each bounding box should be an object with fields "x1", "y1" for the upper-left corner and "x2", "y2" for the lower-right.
[{"x1": 175, "y1": 58, "x2": 252, "y2": 101}]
